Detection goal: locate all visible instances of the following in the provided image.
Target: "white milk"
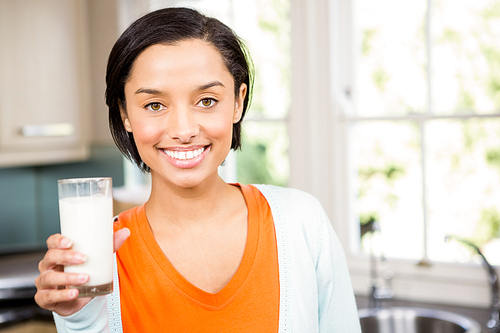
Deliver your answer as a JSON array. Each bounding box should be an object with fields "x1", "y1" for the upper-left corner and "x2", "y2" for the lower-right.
[{"x1": 59, "y1": 195, "x2": 113, "y2": 286}]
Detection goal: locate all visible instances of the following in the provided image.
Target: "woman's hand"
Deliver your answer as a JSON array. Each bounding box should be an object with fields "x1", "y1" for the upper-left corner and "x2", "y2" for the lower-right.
[{"x1": 34, "y1": 228, "x2": 130, "y2": 317}]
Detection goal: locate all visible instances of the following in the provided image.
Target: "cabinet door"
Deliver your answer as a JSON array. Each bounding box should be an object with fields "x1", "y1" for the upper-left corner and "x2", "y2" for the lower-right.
[{"x1": 0, "y1": 0, "x2": 89, "y2": 167}]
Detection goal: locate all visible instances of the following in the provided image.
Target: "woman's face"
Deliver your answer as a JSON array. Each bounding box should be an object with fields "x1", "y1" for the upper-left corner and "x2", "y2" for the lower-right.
[{"x1": 121, "y1": 39, "x2": 246, "y2": 189}]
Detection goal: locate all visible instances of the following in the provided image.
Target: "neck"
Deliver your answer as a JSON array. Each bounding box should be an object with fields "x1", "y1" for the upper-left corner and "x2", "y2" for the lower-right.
[{"x1": 145, "y1": 173, "x2": 237, "y2": 229}]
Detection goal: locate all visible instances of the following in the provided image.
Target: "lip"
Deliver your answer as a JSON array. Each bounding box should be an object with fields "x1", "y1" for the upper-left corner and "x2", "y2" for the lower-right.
[{"x1": 160, "y1": 145, "x2": 210, "y2": 169}]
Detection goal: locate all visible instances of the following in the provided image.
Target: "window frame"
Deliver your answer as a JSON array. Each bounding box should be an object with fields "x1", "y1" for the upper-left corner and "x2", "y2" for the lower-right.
[{"x1": 289, "y1": 0, "x2": 496, "y2": 308}]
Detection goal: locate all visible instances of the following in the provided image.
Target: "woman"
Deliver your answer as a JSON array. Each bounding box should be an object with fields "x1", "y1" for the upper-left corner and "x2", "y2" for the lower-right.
[{"x1": 35, "y1": 7, "x2": 361, "y2": 332}]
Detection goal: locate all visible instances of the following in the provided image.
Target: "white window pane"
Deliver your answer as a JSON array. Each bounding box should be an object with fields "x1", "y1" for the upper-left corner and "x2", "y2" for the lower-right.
[
  {"x1": 431, "y1": 0, "x2": 500, "y2": 115},
  {"x1": 354, "y1": 121, "x2": 424, "y2": 260},
  {"x1": 426, "y1": 119, "x2": 500, "y2": 264},
  {"x1": 354, "y1": 0, "x2": 427, "y2": 116},
  {"x1": 233, "y1": 0, "x2": 290, "y2": 120},
  {"x1": 233, "y1": 0, "x2": 290, "y2": 186}
]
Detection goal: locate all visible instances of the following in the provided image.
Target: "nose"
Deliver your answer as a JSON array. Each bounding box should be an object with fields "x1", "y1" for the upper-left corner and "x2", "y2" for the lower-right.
[{"x1": 167, "y1": 107, "x2": 199, "y2": 143}]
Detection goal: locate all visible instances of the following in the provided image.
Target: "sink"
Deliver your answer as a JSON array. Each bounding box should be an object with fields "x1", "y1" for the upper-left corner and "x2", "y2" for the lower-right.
[{"x1": 358, "y1": 307, "x2": 482, "y2": 333}]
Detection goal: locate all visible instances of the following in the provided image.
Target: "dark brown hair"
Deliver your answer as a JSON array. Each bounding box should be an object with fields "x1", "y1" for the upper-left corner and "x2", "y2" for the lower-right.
[{"x1": 106, "y1": 7, "x2": 253, "y2": 172}]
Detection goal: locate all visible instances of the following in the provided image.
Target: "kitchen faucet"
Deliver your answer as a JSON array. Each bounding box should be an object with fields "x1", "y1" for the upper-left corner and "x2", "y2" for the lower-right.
[
  {"x1": 445, "y1": 235, "x2": 500, "y2": 333},
  {"x1": 368, "y1": 220, "x2": 394, "y2": 309}
]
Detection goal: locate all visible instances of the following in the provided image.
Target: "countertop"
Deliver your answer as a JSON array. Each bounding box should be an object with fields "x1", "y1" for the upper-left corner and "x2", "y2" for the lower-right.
[
  {"x1": 0, "y1": 251, "x2": 51, "y2": 329},
  {"x1": 0, "y1": 252, "x2": 43, "y2": 300}
]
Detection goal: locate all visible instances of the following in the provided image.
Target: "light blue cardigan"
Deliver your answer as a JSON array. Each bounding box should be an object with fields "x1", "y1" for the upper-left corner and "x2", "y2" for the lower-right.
[{"x1": 54, "y1": 185, "x2": 361, "y2": 332}]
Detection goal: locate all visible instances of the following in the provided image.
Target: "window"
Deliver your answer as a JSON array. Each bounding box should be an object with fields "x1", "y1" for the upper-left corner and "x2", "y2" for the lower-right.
[
  {"x1": 289, "y1": 0, "x2": 498, "y2": 307},
  {"x1": 349, "y1": 0, "x2": 500, "y2": 306},
  {"x1": 353, "y1": 0, "x2": 500, "y2": 267}
]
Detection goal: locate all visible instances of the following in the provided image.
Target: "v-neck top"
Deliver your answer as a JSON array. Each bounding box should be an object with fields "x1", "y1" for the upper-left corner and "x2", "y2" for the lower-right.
[{"x1": 113, "y1": 184, "x2": 279, "y2": 332}]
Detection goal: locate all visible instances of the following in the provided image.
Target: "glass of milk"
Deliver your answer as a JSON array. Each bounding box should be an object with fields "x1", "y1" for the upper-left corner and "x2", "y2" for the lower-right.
[{"x1": 57, "y1": 177, "x2": 113, "y2": 297}]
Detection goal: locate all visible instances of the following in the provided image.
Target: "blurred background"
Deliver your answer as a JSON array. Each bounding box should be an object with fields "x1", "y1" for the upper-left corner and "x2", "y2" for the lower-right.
[{"x1": 0, "y1": 0, "x2": 499, "y2": 331}]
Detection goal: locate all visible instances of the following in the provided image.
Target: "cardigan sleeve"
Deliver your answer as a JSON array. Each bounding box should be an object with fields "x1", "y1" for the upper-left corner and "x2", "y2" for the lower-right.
[
  {"x1": 53, "y1": 296, "x2": 110, "y2": 333},
  {"x1": 315, "y1": 207, "x2": 362, "y2": 332}
]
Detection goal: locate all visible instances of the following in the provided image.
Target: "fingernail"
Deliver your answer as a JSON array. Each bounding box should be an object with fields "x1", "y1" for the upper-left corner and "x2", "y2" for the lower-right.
[
  {"x1": 68, "y1": 289, "x2": 78, "y2": 298},
  {"x1": 76, "y1": 274, "x2": 88, "y2": 283},
  {"x1": 60, "y1": 238, "x2": 73, "y2": 248},
  {"x1": 73, "y1": 253, "x2": 87, "y2": 263}
]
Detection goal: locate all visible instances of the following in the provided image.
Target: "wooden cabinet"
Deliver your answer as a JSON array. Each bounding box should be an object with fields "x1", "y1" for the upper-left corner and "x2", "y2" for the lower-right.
[{"x1": 0, "y1": 0, "x2": 90, "y2": 167}]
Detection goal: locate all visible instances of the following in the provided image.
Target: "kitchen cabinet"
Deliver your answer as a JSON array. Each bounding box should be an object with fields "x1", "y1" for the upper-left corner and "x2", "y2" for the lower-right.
[{"x1": 0, "y1": 0, "x2": 90, "y2": 167}]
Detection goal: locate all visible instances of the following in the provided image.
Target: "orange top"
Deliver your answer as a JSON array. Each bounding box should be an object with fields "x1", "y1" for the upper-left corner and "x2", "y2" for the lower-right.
[{"x1": 114, "y1": 184, "x2": 279, "y2": 332}]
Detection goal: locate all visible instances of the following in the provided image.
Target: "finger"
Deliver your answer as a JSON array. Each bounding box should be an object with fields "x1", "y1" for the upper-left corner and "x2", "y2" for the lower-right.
[
  {"x1": 46, "y1": 234, "x2": 73, "y2": 250},
  {"x1": 38, "y1": 249, "x2": 87, "y2": 273},
  {"x1": 35, "y1": 288, "x2": 79, "y2": 311},
  {"x1": 36, "y1": 271, "x2": 89, "y2": 290},
  {"x1": 114, "y1": 228, "x2": 131, "y2": 252}
]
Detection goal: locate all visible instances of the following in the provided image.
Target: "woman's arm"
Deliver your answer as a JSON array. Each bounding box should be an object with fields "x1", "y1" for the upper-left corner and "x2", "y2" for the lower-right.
[
  {"x1": 53, "y1": 296, "x2": 111, "y2": 333},
  {"x1": 315, "y1": 213, "x2": 362, "y2": 332}
]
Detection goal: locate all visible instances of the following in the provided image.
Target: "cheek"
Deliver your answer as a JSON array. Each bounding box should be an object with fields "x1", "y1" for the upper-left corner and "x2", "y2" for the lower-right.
[
  {"x1": 129, "y1": 117, "x2": 162, "y2": 146},
  {"x1": 204, "y1": 102, "x2": 237, "y2": 143},
  {"x1": 204, "y1": 116, "x2": 234, "y2": 143}
]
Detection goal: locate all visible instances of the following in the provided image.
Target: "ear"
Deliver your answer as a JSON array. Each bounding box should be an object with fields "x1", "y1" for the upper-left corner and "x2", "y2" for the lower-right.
[
  {"x1": 120, "y1": 106, "x2": 133, "y2": 132},
  {"x1": 233, "y1": 83, "x2": 247, "y2": 124}
]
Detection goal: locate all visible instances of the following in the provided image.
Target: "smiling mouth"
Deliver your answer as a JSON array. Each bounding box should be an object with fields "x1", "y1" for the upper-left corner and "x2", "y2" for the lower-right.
[{"x1": 162, "y1": 146, "x2": 207, "y2": 160}]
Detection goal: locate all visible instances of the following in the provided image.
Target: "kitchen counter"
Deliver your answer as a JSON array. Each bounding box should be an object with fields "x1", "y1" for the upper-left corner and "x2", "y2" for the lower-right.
[
  {"x1": 0, "y1": 252, "x2": 43, "y2": 300},
  {"x1": 0, "y1": 251, "x2": 53, "y2": 331}
]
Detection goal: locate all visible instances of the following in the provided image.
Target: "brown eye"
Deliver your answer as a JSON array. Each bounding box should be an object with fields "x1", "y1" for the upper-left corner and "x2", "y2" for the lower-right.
[
  {"x1": 146, "y1": 103, "x2": 164, "y2": 112},
  {"x1": 199, "y1": 98, "x2": 216, "y2": 107}
]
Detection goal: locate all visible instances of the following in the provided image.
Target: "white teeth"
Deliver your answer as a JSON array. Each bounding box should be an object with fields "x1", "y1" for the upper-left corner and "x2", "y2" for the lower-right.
[{"x1": 164, "y1": 147, "x2": 204, "y2": 160}]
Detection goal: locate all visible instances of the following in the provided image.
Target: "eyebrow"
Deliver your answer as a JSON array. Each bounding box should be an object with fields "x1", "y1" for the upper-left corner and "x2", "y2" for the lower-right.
[
  {"x1": 197, "y1": 81, "x2": 225, "y2": 91},
  {"x1": 134, "y1": 81, "x2": 225, "y2": 96},
  {"x1": 134, "y1": 88, "x2": 162, "y2": 95}
]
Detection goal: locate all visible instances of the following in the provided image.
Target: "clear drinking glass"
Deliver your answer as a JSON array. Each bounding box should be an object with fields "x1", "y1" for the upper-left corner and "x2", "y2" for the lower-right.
[{"x1": 57, "y1": 177, "x2": 113, "y2": 297}]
